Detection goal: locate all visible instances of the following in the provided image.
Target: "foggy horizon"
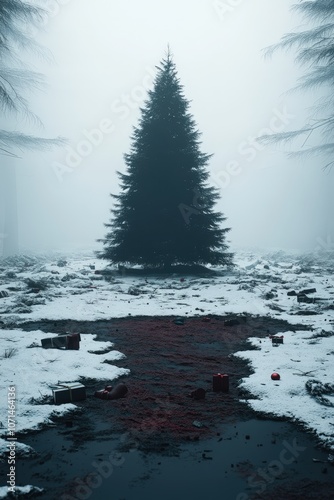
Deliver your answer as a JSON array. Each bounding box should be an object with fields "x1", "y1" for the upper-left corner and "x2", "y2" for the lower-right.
[{"x1": 1, "y1": 0, "x2": 333, "y2": 257}]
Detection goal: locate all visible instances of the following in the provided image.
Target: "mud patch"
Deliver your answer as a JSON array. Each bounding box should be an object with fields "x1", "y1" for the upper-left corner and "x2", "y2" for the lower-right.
[
  {"x1": 3, "y1": 315, "x2": 332, "y2": 499},
  {"x1": 17, "y1": 315, "x2": 308, "y2": 449}
]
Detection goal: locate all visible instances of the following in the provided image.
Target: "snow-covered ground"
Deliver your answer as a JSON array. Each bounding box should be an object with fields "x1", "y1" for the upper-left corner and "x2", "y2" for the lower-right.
[
  {"x1": 0, "y1": 248, "x2": 333, "y2": 469},
  {"x1": 234, "y1": 330, "x2": 334, "y2": 452}
]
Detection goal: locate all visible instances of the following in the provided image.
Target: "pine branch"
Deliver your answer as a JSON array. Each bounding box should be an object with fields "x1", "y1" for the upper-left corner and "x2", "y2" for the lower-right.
[{"x1": 0, "y1": 130, "x2": 66, "y2": 153}]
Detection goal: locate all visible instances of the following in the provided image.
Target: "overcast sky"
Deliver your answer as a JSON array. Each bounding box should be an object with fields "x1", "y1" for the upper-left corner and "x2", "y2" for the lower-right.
[{"x1": 2, "y1": 0, "x2": 333, "y2": 254}]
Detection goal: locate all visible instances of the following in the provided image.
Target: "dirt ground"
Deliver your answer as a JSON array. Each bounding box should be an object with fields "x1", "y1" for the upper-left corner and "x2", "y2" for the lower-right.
[{"x1": 5, "y1": 315, "x2": 334, "y2": 499}]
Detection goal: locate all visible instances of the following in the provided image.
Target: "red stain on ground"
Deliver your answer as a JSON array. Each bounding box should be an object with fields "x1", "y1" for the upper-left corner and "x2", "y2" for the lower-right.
[
  {"x1": 79, "y1": 315, "x2": 300, "y2": 448},
  {"x1": 20, "y1": 315, "x2": 304, "y2": 449}
]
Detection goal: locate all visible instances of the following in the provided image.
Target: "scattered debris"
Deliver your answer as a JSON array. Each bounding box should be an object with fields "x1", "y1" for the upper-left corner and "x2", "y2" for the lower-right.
[
  {"x1": 53, "y1": 383, "x2": 86, "y2": 404},
  {"x1": 94, "y1": 383, "x2": 128, "y2": 400},
  {"x1": 189, "y1": 388, "x2": 206, "y2": 400},
  {"x1": 94, "y1": 389, "x2": 110, "y2": 400},
  {"x1": 41, "y1": 333, "x2": 81, "y2": 350},
  {"x1": 271, "y1": 335, "x2": 284, "y2": 345},
  {"x1": 293, "y1": 369, "x2": 316, "y2": 377},
  {"x1": 192, "y1": 420, "x2": 204, "y2": 428},
  {"x1": 173, "y1": 317, "x2": 185, "y2": 325}
]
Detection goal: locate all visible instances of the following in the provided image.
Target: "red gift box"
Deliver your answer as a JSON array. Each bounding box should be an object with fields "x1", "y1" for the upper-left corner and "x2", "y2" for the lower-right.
[{"x1": 213, "y1": 373, "x2": 229, "y2": 393}]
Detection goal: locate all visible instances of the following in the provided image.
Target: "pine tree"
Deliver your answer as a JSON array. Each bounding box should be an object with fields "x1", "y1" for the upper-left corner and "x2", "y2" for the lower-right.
[
  {"x1": 98, "y1": 51, "x2": 232, "y2": 269},
  {"x1": 0, "y1": 0, "x2": 63, "y2": 155},
  {"x1": 261, "y1": 0, "x2": 334, "y2": 169}
]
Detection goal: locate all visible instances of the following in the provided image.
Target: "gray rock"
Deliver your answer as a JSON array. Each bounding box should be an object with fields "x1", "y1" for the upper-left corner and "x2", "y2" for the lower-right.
[{"x1": 25, "y1": 278, "x2": 48, "y2": 291}]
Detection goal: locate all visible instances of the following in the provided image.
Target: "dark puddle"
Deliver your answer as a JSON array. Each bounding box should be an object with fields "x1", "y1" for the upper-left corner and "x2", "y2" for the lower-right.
[{"x1": 12, "y1": 418, "x2": 333, "y2": 500}]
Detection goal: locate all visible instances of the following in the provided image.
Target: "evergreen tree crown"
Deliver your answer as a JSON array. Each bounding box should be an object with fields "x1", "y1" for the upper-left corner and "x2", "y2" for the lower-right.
[{"x1": 98, "y1": 50, "x2": 232, "y2": 269}]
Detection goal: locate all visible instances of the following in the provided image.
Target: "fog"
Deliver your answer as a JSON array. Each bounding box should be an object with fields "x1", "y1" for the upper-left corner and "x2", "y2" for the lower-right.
[{"x1": 1, "y1": 0, "x2": 333, "y2": 255}]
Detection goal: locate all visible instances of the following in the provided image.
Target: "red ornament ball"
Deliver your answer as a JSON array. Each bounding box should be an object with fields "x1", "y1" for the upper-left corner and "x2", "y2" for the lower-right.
[{"x1": 271, "y1": 372, "x2": 280, "y2": 380}]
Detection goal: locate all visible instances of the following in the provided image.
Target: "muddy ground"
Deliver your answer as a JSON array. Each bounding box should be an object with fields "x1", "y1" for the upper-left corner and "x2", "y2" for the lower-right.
[{"x1": 2, "y1": 315, "x2": 334, "y2": 499}]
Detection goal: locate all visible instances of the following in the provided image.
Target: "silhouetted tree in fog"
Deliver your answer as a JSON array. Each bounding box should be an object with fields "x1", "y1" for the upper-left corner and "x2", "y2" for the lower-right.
[
  {"x1": 0, "y1": 0, "x2": 64, "y2": 256},
  {"x1": 98, "y1": 50, "x2": 232, "y2": 268},
  {"x1": 261, "y1": 0, "x2": 334, "y2": 169}
]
